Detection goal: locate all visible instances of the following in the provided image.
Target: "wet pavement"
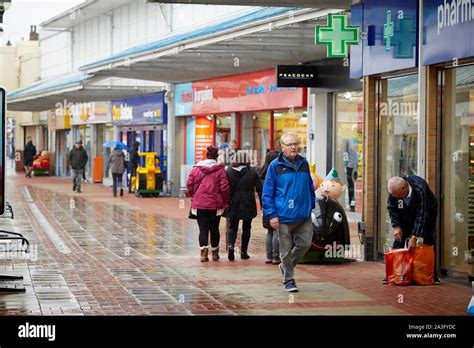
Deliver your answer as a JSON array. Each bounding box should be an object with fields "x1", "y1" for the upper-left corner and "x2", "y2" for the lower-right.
[{"x1": 0, "y1": 168, "x2": 472, "y2": 316}]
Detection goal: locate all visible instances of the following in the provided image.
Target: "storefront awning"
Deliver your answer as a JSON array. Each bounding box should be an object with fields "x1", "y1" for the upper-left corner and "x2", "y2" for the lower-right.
[
  {"x1": 7, "y1": 73, "x2": 165, "y2": 112},
  {"x1": 80, "y1": 7, "x2": 341, "y2": 83}
]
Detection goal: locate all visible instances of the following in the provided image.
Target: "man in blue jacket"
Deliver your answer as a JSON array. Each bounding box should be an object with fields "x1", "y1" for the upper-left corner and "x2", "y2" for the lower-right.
[
  {"x1": 387, "y1": 175, "x2": 440, "y2": 284},
  {"x1": 262, "y1": 132, "x2": 315, "y2": 292}
]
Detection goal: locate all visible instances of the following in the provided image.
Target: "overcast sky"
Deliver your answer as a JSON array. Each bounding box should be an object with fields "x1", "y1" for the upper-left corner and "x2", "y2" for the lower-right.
[{"x1": 2, "y1": 0, "x2": 84, "y2": 45}]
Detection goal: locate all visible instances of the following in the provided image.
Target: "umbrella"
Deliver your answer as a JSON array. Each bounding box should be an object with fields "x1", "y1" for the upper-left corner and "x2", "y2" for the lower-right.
[{"x1": 103, "y1": 141, "x2": 128, "y2": 150}]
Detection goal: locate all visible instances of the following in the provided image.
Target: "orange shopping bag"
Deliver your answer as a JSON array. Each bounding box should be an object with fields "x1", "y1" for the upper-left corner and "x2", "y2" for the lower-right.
[
  {"x1": 385, "y1": 248, "x2": 414, "y2": 286},
  {"x1": 412, "y1": 245, "x2": 434, "y2": 285}
]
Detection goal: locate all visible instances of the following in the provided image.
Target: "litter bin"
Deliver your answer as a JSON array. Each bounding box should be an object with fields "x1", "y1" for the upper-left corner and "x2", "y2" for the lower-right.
[{"x1": 93, "y1": 156, "x2": 103, "y2": 183}]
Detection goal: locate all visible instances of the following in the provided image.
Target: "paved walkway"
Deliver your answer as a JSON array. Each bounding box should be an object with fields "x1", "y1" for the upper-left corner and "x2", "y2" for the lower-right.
[{"x1": 0, "y1": 170, "x2": 472, "y2": 316}]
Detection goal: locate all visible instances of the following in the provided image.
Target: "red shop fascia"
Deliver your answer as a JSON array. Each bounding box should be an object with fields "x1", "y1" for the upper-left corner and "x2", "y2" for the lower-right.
[{"x1": 176, "y1": 68, "x2": 308, "y2": 164}]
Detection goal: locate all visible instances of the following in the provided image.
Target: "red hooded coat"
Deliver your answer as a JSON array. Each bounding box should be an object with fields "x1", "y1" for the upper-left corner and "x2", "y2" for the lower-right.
[{"x1": 186, "y1": 159, "x2": 229, "y2": 210}]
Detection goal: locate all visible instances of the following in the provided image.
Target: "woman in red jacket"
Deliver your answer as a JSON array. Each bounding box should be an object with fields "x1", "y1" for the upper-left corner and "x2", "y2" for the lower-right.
[{"x1": 187, "y1": 146, "x2": 229, "y2": 262}]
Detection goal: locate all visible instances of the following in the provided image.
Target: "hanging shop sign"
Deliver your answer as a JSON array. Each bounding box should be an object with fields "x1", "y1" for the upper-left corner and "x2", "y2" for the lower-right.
[
  {"x1": 276, "y1": 65, "x2": 318, "y2": 87},
  {"x1": 70, "y1": 102, "x2": 111, "y2": 125},
  {"x1": 174, "y1": 69, "x2": 306, "y2": 117},
  {"x1": 350, "y1": 0, "x2": 419, "y2": 78},
  {"x1": 112, "y1": 92, "x2": 167, "y2": 126},
  {"x1": 54, "y1": 107, "x2": 71, "y2": 130},
  {"x1": 315, "y1": 13, "x2": 360, "y2": 58}
]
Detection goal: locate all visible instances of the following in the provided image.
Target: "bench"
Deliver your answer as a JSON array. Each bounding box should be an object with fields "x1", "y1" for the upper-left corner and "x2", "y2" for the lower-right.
[{"x1": 0, "y1": 203, "x2": 29, "y2": 293}]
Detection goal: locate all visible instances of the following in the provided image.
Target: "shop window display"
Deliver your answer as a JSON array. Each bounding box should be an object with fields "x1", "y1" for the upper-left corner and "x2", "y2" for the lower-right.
[
  {"x1": 441, "y1": 65, "x2": 474, "y2": 277},
  {"x1": 274, "y1": 109, "x2": 307, "y2": 157}
]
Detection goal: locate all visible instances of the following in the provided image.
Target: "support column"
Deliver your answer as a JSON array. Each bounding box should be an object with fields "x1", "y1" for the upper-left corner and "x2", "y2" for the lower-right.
[
  {"x1": 313, "y1": 93, "x2": 328, "y2": 176},
  {"x1": 417, "y1": 0, "x2": 426, "y2": 179},
  {"x1": 307, "y1": 92, "x2": 316, "y2": 165},
  {"x1": 425, "y1": 66, "x2": 439, "y2": 194},
  {"x1": 270, "y1": 111, "x2": 274, "y2": 151},
  {"x1": 230, "y1": 112, "x2": 237, "y2": 143},
  {"x1": 426, "y1": 65, "x2": 441, "y2": 271},
  {"x1": 167, "y1": 84, "x2": 180, "y2": 197},
  {"x1": 363, "y1": 76, "x2": 377, "y2": 260}
]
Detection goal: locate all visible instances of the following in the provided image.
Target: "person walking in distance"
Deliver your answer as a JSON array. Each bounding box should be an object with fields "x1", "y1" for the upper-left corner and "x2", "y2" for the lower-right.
[
  {"x1": 262, "y1": 132, "x2": 315, "y2": 292},
  {"x1": 108, "y1": 147, "x2": 126, "y2": 197},
  {"x1": 343, "y1": 140, "x2": 358, "y2": 212},
  {"x1": 68, "y1": 140, "x2": 88, "y2": 193},
  {"x1": 23, "y1": 138, "x2": 36, "y2": 178}
]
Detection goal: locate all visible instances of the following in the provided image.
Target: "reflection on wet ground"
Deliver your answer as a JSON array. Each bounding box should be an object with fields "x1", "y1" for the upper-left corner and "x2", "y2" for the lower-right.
[{"x1": 0, "y1": 179, "x2": 471, "y2": 316}]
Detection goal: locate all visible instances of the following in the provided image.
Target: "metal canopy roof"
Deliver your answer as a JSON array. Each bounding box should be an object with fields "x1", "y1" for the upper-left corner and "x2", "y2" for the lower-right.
[
  {"x1": 147, "y1": 0, "x2": 352, "y2": 9},
  {"x1": 41, "y1": 0, "x2": 132, "y2": 30},
  {"x1": 7, "y1": 73, "x2": 164, "y2": 112},
  {"x1": 81, "y1": 7, "x2": 341, "y2": 83}
]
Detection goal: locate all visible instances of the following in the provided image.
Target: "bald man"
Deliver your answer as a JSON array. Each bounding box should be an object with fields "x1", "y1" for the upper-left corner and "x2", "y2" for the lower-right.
[{"x1": 387, "y1": 175, "x2": 439, "y2": 284}]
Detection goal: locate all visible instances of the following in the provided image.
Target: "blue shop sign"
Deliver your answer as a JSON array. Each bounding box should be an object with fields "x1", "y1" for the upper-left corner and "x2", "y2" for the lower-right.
[
  {"x1": 112, "y1": 92, "x2": 167, "y2": 126},
  {"x1": 423, "y1": 0, "x2": 474, "y2": 65},
  {"x1": 350, "y1": 0, "x2": 418, "y2": 78}
]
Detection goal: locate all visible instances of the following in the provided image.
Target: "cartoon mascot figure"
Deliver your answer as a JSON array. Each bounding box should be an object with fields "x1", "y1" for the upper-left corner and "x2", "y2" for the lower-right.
[{"x1": 307, "y1": 168, "x2": 351, "y2": 261}]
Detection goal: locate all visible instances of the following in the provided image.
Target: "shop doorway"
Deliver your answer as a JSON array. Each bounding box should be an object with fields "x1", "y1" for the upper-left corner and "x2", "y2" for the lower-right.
[
  {"x1": 376, "y1": 74, "x2": 419, "y2": 255},
  {"x1": 56, "y1": 130, "x2": 72, "y2": 177},
  {"x1": 440, "y1": 64, "x2": 474, "y2": 278},
  {"x1": 334, "y1": 91, "x2": 363, "y2": 215}
]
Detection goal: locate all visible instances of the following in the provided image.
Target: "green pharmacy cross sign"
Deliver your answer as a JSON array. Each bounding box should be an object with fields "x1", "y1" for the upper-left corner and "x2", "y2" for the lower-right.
[
  {"x1": 384, "y1": 11, "x2": 394, "y2": 51},
  {"x1": 315, "y1": 13, "x2": 360, "y2": 58},
  {"x1": 391, "y1": 16, "x2": 417, "y2": 59}
]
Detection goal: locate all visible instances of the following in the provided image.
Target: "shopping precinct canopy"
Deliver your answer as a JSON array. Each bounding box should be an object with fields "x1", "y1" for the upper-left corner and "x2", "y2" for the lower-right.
[
  {"x1": 6, "y1": 73, "x2": 164, "y2": 112},
  {"x1": 80, "y1": 7, "x2": 339, "y2": 83}
]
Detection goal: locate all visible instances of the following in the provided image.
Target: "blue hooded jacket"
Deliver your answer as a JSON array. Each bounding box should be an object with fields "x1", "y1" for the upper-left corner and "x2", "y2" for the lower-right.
[{"x1": 262, "y1": 153, "x2": 315, "y2": 223}]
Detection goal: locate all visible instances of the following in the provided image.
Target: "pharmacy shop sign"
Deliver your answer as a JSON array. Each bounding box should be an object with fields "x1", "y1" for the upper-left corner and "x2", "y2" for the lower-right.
[{"x1": 423, "y1": 0, "x2": 474, "y2": 65}]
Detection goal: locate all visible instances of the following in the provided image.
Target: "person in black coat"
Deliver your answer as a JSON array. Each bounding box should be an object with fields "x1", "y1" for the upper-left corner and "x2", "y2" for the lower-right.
[
  {"x1": 68, "y1": 140, "x2": 89, "y2": 193},
  {"x1": 387, "y1": 175, "x2": 439, "y2": 284},
  {"x1": 23, "y1": 139, "x2": 37, "y2": 178},
  {"x1": 225, "y1": 150, "x2": 262, "y2": 261}
]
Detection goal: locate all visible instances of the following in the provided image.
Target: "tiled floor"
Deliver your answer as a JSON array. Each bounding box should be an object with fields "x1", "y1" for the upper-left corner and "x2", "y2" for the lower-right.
[{"x1": 0, "y1": 170, "x2": 471, "y2": 316}]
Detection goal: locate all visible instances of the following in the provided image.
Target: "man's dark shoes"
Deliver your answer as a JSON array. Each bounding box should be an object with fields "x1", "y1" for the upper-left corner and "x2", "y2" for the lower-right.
[
  {"x1": 241, "y1": 251, "x2": 250, "y2": 260},
  {"x1": 284, "y1": 281, "x2": 298, "y2": 292}
]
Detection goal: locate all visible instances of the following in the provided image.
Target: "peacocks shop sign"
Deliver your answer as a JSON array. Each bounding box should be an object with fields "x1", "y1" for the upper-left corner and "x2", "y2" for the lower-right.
[{"x1": 276, "y1": 65, "x2": 318, "y2": 88}]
